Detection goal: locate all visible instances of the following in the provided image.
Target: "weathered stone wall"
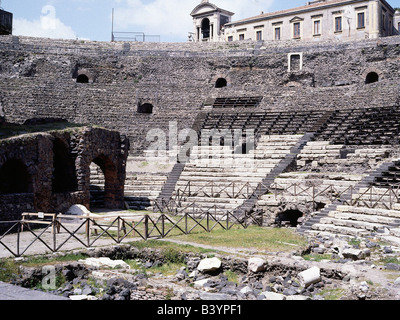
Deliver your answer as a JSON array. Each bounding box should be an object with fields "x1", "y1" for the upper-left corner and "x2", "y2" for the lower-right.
[
  {"x1": 0, "y1": 35, "x2": 399, "y2": 155},
  {"x1": 0, "y1": 126, "x2": 128, "y2": 227}
]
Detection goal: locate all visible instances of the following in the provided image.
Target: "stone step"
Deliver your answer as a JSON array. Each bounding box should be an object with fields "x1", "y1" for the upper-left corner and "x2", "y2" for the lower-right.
[
  {"x1": 309, "y1": 223, "x2": 370, "y2": 237},
  {"x1": 336, "y1": 205, "x2": 400, "y2": 219},
  {"x1": 319, "y1": 217, "x2": 383, "y2": 232},
  {"x1": 328, "y1": 210, "x2": 400, "y2": 226},
  {"x1": 175, "y1": 196, "x2": 245, "y2": 204}
]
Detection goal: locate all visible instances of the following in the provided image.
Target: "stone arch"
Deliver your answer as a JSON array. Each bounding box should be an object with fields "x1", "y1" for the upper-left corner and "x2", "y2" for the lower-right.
[
  {"x1": 77, "y1": 74, "x2": 89, "y2": 83},
  {"x1": 201, "y1": 18, "x2": 210, "y2": 39},
  {"x1": 90, "y1": 154, "x2": 119, "y2": 209},
  {"x1": 52, "y1": 138, "x2": 78, "y2": 193},
  {"x1": 74, "y1": 68, "x2": 94, "y2": 83},
  {"x1": 137, "y1": 102, "x2": 154, "y2": 114},
  {"x1": 0, "y1": 159, "x2": 32, "y2": 194},
  {"x1": 275, "y1": 209, "x2": 303, "y2": 227},
  {"x1": 365, "y1": 72, "x2": 379, "y2": 84},
  {"x1": 362, "y1": 68, "x2": 383, "y2": 84},
  {"x1": 212, "y1": 74, "x2": 230, "y2": 88},
  {"x1": 215, "y1": 78, "x2": 227, "y2": 88}
]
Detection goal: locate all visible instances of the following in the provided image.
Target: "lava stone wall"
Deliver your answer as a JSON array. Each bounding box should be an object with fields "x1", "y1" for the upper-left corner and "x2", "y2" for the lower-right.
[
  {"x1": 0, "y1": 126, "x2": 128, "y2": 227},
  {"x1": 0, "y1": 35, "x2": 399, "y2": 155}
]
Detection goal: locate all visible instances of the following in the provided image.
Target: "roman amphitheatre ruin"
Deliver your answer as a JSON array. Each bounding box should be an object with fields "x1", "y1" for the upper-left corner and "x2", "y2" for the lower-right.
[{"x1": 1, "y1": 0, "x2": 400, "y2": 302}]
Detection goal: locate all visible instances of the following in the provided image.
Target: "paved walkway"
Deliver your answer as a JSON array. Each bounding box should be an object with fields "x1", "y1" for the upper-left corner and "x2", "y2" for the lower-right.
[{"x1": 0, "y1": 282, "x2": 69, "y2": 300}]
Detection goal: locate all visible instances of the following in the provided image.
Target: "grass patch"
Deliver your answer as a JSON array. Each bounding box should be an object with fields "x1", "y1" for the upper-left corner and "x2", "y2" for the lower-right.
[
  {"x1": 303, "y1": 253, "x2": 333, "y2": 262},
  {"x1": 318, "y1": 288, "x2": 346, "y2": 300},
  {"x1": 0, "y1": 259, "x2": 20, "y2": 282},
  {"x1": 224, "y1": 270, "x2": 239, "y2": 284},
  {"x1": 0, "y1": 122, "x2": 85, "y2": 139},
  {"x1": 171, "y1": 225, "x2": 308, "y2": 252},
  {"x1": 127, "y1": 239, "x2": 215, "y2": 255},
  {"x1": 20, "y1": 253, "x2": 89, "y2": 267}
]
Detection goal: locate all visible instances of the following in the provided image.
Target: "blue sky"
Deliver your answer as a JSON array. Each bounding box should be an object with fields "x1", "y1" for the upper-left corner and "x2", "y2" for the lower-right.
[{"x1": 3, "y1": 0, "x2": 400, "y2": 42}]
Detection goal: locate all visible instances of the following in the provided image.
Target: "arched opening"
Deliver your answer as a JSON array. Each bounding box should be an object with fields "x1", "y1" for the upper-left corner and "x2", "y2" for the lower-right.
[
  {"x1": 89, "y1": 154, "x2": 118, "y2": 210},
  {"x1": 52, "y1": 139, "x2": 78, "y2": 193},
  {"x1": 77, "y1": 74, "x2": 89, "y2": 83},
  {"x1": 275, "y1": 209, "x2": 303, "y2": 227},
  {"x1": 215, "y1": 78, "x2": 227, "y2": 88},
  {"x1": 90, "y1": 162, "x2": 106, "y2": 209},
  {"x1": 201, "y1": 18, "x2": 210, "y2": 39},
  {"x1": 365, "y1": 72, "x2": 379, "y2": 84},
  {"x1": 0, "y1": 159, "x2": 32, "y2": 194},
  {"x1": 138, "y1": 103, "x2": 154, "y2": 114}
]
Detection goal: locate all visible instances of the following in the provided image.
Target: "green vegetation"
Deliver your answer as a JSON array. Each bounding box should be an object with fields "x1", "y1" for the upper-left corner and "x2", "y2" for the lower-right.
[
  {"x1": 318, "y1": 288, "x2": 346, "y2": 300},
  {"x1": 0, "y1": 259, "x2": 20, "y2": 282},
  {"x1": 302, "y1": 253, "x2": 333, "y2": 262},
  {"x1": 0, "y1": 122, "x2": 86, "y2": 140},
  {"x1": 128, "y1": 239, "x2": 215, "y2": 255},
  {"x1": 171, "y1": 225, "x2": 308, "y2": 252}
]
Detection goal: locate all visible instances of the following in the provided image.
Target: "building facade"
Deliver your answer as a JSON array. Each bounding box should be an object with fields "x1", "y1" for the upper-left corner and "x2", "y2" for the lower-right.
[
  {"x1": 0, "y1": 9, "x2": 12, "y2": 35},
  {"x1": 190, "y1": 0, "x2": 234, "y2": 42},
  {"x1": 191, "y1": 0, "x2": 397, "y2": 43}
]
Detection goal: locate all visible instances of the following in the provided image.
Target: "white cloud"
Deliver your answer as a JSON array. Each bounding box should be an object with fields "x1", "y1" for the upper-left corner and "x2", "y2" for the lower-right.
[
  {"x1": 112, "y1": 0, "x2": 274, "y2": 42},
  {"x1": 13, "y1": 5, "x2": 77, "y2": 40}
]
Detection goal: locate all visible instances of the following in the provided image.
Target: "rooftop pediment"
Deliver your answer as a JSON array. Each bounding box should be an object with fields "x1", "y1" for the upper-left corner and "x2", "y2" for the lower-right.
[{"x1": 191, "y1": 1, "x2": 234, "y2": 17}]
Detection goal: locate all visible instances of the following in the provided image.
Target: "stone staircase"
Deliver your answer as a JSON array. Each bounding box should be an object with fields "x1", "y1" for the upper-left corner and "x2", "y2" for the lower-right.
[
  {"x1": 124, "y1": 173, "x2": 168, "y2": 210},
  {"x1": 89, "y1": 163, "x2": 105, "y2": 209},
  {"x1": 297, "y1": 160, "x2": 400, "y2": 246},
  {"x1": 171, "y1": 135, "x2": 304, "y2": 216}
]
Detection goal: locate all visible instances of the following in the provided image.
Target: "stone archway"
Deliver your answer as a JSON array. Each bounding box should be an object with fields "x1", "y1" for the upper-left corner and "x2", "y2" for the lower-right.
[
  {"x1": 52, "y1": 138, "x2": 77, "y2": 193},
  {"x1": 365, "y1": 72, "x2": 379, "y2": 84},
  {"x1": 215, "y1": 78, "x2": 227, "y2": 88},
  {"x1": 89, "y1": 154, "x2": 120, "y2": 209},
  {"x1": 275, "y1": 209, "x2": 303, "y2": 227},
  {"x1": 137, "y1": 102, "x2": 154, "y2": 114},
  {"x1": 201, "y1": 18, "x2": 210, "y2": 39},
  {"x1": 362, "y1": 68, "x2": 383, "y2": 85},
  {"x1": 77, "y1": 74, "x2": 89, "y2": 83}
]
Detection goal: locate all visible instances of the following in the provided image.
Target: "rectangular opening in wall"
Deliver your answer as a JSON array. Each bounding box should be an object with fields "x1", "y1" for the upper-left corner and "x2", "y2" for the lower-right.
[
  {"x1": 288, "y1": 53, "x2": 302, "y2": 72},
  {"x1": 313, "y1": 20, "x2": 321, "y2": 35},
  {"x1": 357, "y1": 12, "x2": 365, "y2": 29},
  {"x1": 293, "y1": 22, "x2": 301, "y2": 38},
  {"x1": 275, "y1": 27, "x2": 281, "y2": 40},
  {"x1": 335, "y1": 16, "x2": 342, "y2": 32}
]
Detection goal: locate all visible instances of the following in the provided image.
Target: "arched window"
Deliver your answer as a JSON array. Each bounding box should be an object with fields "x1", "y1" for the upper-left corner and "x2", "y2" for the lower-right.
[
  {"x1": 138, "y1": 103, "x2": 154, "y2": 114},
  {"x1": 0, "y1": 159, "x2": 32, "y2": 194},
  {"x1": 215, "y1": 78, "x2": 227, "y2": 88},
  {"x1": 52, "y1": 139, "x2": 77, "y2": 193},
  {"x1": 365, "y1": 72, "x2": 379, "y2": 84},
  {"x1": 201, "y1": 18, "x2": 210, "y2": 39},
  {"x1": 77, "y1": 74, "x2": 89, "y2": 83}
]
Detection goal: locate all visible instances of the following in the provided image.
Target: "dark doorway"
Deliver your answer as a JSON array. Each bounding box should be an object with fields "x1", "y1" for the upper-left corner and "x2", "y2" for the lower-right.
[
  {"x1": 215, "y1": 78, "x2": 227, "y2": 88},
  {"x1": 275, "y1": 209, "x2": 303, "y2": 227},
  {"x1": 138, "y1": 103, "x2": 154, "y2": 114},
  {"x1": 201, "y1": 18, "x2": 210, "y2": 39},
  {"x1": 365, "y1": 72, "x2": 379, "y2": 84},
  {"x1": 77, "y1": 74, "x2": 89, "y2": 83},
  {"x1": 90, "y1": 154, "x2": 118, "y2": 209},
  {"x1": 52, "y1": 139, "x2": 78, "y2": 193},
  {"x1": 0, "y1": 159, "x2": 32, "y2": 194}
]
